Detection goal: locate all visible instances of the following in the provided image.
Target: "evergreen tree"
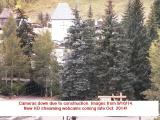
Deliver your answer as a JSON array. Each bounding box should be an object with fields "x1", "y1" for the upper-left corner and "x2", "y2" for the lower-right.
[
  {"x1": 153, "y1": 0, "x2": 160, "y2": 28},
  {"x1": 16, "y1": 8, "x2": 36, "y2": 57},
  {"x1": 143, "y1": 39, "x2": 160, "y2": 100},
  {"x1": 122, "y1": 0, "x2": 151, "y2": 99},
  {"x1": 32, "y1": 31, "x2": 59, "y2": 97},
  {"x1": 97, "y1": 0, "x2": 135, "y2": 99},
  {"x1": 15, "y1": 8, "x2": 37, "y2": 93},
  {"x1": 96, "y1": 0, "x2": 113, "y2": 96},
  {"x1": 80, "y1": 4, "x2": 97, "y2": 99},
  {"x1": 1, "y1": 16, "x2": 29, "y2": 94},
  {"x1": 146, "y1": 3, "x2": 159, "y2": 41},
  {"x1": 62, "y1": 8, "x2": 90, "y2": 100},
  {"x1": 88, "y1": 3, "x2": 93, "y2": 19}
]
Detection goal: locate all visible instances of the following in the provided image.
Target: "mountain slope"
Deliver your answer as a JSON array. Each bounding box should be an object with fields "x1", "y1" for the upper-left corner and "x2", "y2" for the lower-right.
[{"x1": 23, "y1": 0, "x2": 153, "y2": 22}]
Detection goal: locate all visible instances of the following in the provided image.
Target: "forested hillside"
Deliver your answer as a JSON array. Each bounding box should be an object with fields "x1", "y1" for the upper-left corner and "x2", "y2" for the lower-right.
[
  {"x1": 25, "y1": 0, "x2": 153, "y2": 21},
  {"x1": 0, "y1": 0, "x2": 153, "y2": 21}
]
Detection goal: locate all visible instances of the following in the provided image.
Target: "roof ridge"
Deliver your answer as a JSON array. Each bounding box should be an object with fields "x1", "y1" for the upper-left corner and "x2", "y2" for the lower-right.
[{"x1": 51, "y1": 2, "x2": 74, "y2": 20}]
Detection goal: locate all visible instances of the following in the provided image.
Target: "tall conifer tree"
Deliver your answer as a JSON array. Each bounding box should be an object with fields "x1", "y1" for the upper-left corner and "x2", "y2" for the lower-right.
[
  {"x1": 153, "y1": 0, "x2": 160, "y2": 28},
  {"x1": 122, "y1": 0, "x2": 151, "y2": 99},
  {"x1": 81, "y1": 2, "x2": 98, "y2": 99},
  {"x1": 96, "y1": 0, "x2": 113, "y2": 95},
  {"x1": 96, "y1": 0, "x2": 135, "y2": 99},
  {"x1": 62, "y1": 8, "x2": 89, "y2": 100},
  {"x1": 16, "y1": 8, "x2": 36, "y2": 57},
  {"x1": 143, "y1": 39, "x2": 160, "y2": 100},
  {"x1": 146, "y1": 2, "x2": 159, "y2": 41}
]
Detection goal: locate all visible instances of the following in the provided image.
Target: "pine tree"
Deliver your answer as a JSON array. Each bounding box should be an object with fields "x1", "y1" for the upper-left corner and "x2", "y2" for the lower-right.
[
  {"x1": 96, "y1": 0, "x2": 112, "y2": 96},
  {"x1": 146, "y1": 3, "x2": 159, "y2": 41},
  {"x1": 62, "y1": 8, "x2": 90, "y2": 100},
  {"x1": 96, "y1": 0, "x2": 135, "y2": 99},
  {"x1": 153, "y1": 0, "x2": 160, "y2": 28},
  {"x1": 122, "y1": 0, "x2": 151, "y2": 99},
  {"x1": 16, "y1": 8, "x2": 36, "y2": 57},
  {"x1": 143, "y1": 39, "x2": 160, "y2": 100},
  {"x1": 80, "y1": 4, "x2": 98, "y2": 99},
  {"x1": 32, "y1": 31, "x2": 59, "y2": 97},
  {"x1": 1, "y1": 16, "x2": 29, "y2": 94},
  {"x1": 88, "y1": 3, "x2": 93, "y2": 19}
]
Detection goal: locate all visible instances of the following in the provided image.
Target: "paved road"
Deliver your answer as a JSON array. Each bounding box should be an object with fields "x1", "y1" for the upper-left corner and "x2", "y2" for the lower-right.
[{"x1": 0, "y1": 116, "x2": 155, "y2": 120}]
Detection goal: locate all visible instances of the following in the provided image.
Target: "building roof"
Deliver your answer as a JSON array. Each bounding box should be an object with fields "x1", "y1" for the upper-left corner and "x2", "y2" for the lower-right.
[
  {"x1": 51, "y1": 3, "x2": 74, "y2": 20},
  {"x1": 0, "y1": 8, "x2": 12, "y2": 19}
]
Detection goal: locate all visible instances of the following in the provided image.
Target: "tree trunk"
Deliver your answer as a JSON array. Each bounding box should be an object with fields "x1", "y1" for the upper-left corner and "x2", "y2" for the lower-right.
[
  {"x1": 11, "y1": 69, "x2": 13, "y2": 95},
  {"x1": 5, "y1": 70, "x2": 8, "y2": 86},
  {"x1": 11, "y1": 60, "x2": 14, "y2": 95},
  {"x1": 45, "y1": 77, "x2": 48, "y2": 97},
  {"x1": 18, "y1": 72, "x2": 20, "y2": 81},
  {"x1": 50, "y1": 79, "x2": 53, "y2": 97}
]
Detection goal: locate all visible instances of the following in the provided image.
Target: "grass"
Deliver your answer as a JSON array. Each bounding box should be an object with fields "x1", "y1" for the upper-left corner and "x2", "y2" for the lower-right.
[{"x1": 23, "y1": 0, "x2": 153, "y2": 22}]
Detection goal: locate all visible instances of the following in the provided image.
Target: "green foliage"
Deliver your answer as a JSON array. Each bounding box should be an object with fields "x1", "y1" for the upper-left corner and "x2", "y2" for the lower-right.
[
  {"x1": 143, "y1": 40, "x2": 160, "y2": 100},
  {"x1": 122, "y1": 0, "x2": 151, "y2": 100},
  {"x1": 32, "y1": 31, "x2": 60, "y2": 97},
  {"x1": 12, "y1": 82, "x2": 24, "y2": 95},
  {"x1": 49, "y1": 54, "x2": 60, "y2": 96},
  {"x1": 62, "y1": 8, "x2": 90, "y2": 100},
  {"x1": 0, "y1": 16, "x2": 29, "y2": 95},
  {"x1": 0, "y1": 84, "x2": 11, "y2": 96},
  {"x1": 96, "y1": 0, "x2": 135, "y2": 99},
  {"x1": 49, "y1": 79, "x2": 61, "y2": 96},
  {"x1": 146, "y1": 1, "x2": 159, "y2": 41},
  {"x1": 96, "y1": 0, "x2": 116, "y2": 96},
  {"x1": 80, "y1": 6, "x2": 97, "y2": 99},
  {"x1": 2, "y1": 16, "x2": 30, "y2": 78},
  {"x1": 153, "y1": 0, "x2": 160, "y2": 28},
  {"x1": 16, "y1": 8, "x2": 36, "y2": 57},
  {"x1": 0, "y1": 81, "x2": 24, "y2": 96}
]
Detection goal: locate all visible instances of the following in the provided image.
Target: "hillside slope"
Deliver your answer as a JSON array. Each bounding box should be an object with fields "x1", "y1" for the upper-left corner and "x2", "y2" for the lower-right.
[{"x1": 23, "y1": 0, "x2": 153, "y2": 22}]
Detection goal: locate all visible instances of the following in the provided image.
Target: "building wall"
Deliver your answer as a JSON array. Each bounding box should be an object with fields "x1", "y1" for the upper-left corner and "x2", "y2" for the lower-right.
[
  {"x1": 51, "y1": 20, "x2": 73, "y2": 42},
  {"x1": 53, "y1": 47, "x2": 65, "y2": 64},
  {"x1": 51, "y1": 19, "x2": 73, "y2": 64}
]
